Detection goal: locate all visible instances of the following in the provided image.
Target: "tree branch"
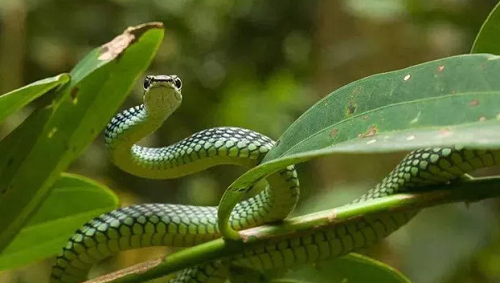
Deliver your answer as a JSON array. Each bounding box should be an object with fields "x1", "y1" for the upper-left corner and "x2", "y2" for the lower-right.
[{"x1": 86, "y1": 176, "x2": 500, "y2": 283}]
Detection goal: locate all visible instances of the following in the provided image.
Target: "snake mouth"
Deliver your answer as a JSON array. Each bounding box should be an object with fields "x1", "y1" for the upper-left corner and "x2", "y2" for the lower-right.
[
  {"x1": 150, "y1": 82, "x2": 176, "y2": 91},
  {"x1": 150, "y1": 80, "x2": 183, "y2": 102},
  {"x1": 149, "y1": 79, "x2": 182, "y2": 101}
]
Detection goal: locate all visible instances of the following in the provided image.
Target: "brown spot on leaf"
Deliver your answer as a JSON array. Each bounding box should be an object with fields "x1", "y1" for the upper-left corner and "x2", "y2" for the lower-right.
[
  {"x1": 362, "y1": 115, "x2": 369, "y2": 119},
  {"x1": 358, "y1": 125, "x2": 378, "y2": 138},
  {"x1": 330, "y1": 128, "x2": 338, "y2": 138},
  {"x1": 439, "y1": 128, "x2": 451, "y2": 137},
  {"x1": 437, "y1": 65, "x2": 445, "y2": 72},
  {"x1": 347, "y1": 100, "x2": 357, "y2": 115},
  {"x1": 479, "y1": 116, "x2": 487, "y2": 122},
  {"x1": 70, "y1": 87, "x2": 79, "y2": 104},
  {"x1": 99, "y1": 22, "x2": 164, "y2": 61},
  {"x1": 469, "y1": 99, "x2": 479, "y2": 106}
]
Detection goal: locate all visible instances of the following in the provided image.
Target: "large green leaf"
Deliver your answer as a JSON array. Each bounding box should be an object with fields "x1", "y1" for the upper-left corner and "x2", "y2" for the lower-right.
[
  {"x1": 0, "y1": 74, "x2": 70, "y2": 124},
  {"x1": 265, "y1": 54, "x2": 500, "y2": 160},
  {"x1": 0, "y1": 22, "x2": 164, "y2": 252},
  {"x1": 471, "y1": 2, "x2": 500, "y2": 54},
  {"x1": 278, "y1": 253, "x2": 410, "y2": 283},
  {"x1": 0, "y1": 173, "x2": 118, "y2": 270},
  {"x1": 218, "y1": 54, "x2": 500, "y2": 238}
]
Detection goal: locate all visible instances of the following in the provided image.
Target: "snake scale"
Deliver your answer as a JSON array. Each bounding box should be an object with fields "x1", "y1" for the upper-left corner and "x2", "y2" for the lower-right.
[{"x1": 50, "y1": 75, "x2": 500, "y2": 283}]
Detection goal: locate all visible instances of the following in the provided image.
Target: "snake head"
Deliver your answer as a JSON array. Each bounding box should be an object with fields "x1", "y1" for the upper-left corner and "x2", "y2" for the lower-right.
[{"x1": 143, "y1": 75, "x2": 183, "y2": 118}]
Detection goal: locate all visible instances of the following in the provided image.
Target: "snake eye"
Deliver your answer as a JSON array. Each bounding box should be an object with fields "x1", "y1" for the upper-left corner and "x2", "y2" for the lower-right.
[
  {"x1": 173, "y1": 76, "x2": 182, "y2": 89},
  {"x1": 143, "y1": 77, "x2": 152, "y2": 89}
]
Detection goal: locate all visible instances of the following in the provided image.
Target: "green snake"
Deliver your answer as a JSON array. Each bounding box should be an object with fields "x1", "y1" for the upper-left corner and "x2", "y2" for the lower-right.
[{"x1": 50, "y1": 75, "x2": 500, "y2": 283}]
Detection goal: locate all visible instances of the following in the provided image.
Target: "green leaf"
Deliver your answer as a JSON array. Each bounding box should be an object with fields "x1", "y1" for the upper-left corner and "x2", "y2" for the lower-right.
[
  {"x1": 471, "y1": 2, "x2": 500, "y2": 54},
  {"x1": 0, "y1": 22, "x2": 164, "y2": 252},
  {"x1": 0, "y1": 173, "x2": 118, "y2": 270},
  {"x1": 279, "y1": 253, "x2": 410, "y2": 283},
  {"x1": 0, "y1": 74, "x2": 70, "y2": 124},
  {"x1": 218, "y1": 54, "x2": 500, "y2": 237},
  {"x1": 265, "y1": 54, "x2": 500, "y2": 160}
]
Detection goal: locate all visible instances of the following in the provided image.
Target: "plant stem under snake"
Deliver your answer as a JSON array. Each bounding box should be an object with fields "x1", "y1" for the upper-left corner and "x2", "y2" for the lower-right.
[{"x1": 50, "y1": 75, "x2": 500, "y2": 283}]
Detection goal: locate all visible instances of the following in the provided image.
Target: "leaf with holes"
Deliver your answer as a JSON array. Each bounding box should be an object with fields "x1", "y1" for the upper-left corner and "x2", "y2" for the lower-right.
[
  {"x1": 0, "y1": 74, "x2": 70, "y2": 124},
  {"x1": 0, "y1": 173, "x2": 118, "y2": 270},
  {"x1": 0, "y1": 22, "x2": 164, "y2": 252},
  {"x1": 218, "y1": 54, "x2": 500, "y2": 234}
]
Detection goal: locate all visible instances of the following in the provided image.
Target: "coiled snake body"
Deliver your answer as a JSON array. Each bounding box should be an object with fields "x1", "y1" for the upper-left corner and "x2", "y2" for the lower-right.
[{"x1": 50, "y1": 75, "x2": 500, "y2": 283}]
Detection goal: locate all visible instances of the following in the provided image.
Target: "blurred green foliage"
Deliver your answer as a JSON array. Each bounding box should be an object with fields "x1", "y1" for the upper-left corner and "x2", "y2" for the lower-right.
[
  {"x1": 279, "y1": 253, "x2": 411, "y2": 283},
  {"x1": 1, "y1": 1, "x2": 500, "y2": 283}
]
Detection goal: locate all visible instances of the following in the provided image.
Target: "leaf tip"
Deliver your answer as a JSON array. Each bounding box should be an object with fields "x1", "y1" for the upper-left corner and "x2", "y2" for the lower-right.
[
  {"x1": 98, "y1": 22, "x2": 165, "y2": 61},
  {"x1": 58, "y1": 73, "x2": 71, "y2": 84}
]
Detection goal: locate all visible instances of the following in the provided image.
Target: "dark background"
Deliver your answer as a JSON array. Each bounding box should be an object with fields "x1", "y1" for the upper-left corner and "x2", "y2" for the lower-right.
[{"x1": 1, "y1": 1, "x2": 500, "y2": 282}]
